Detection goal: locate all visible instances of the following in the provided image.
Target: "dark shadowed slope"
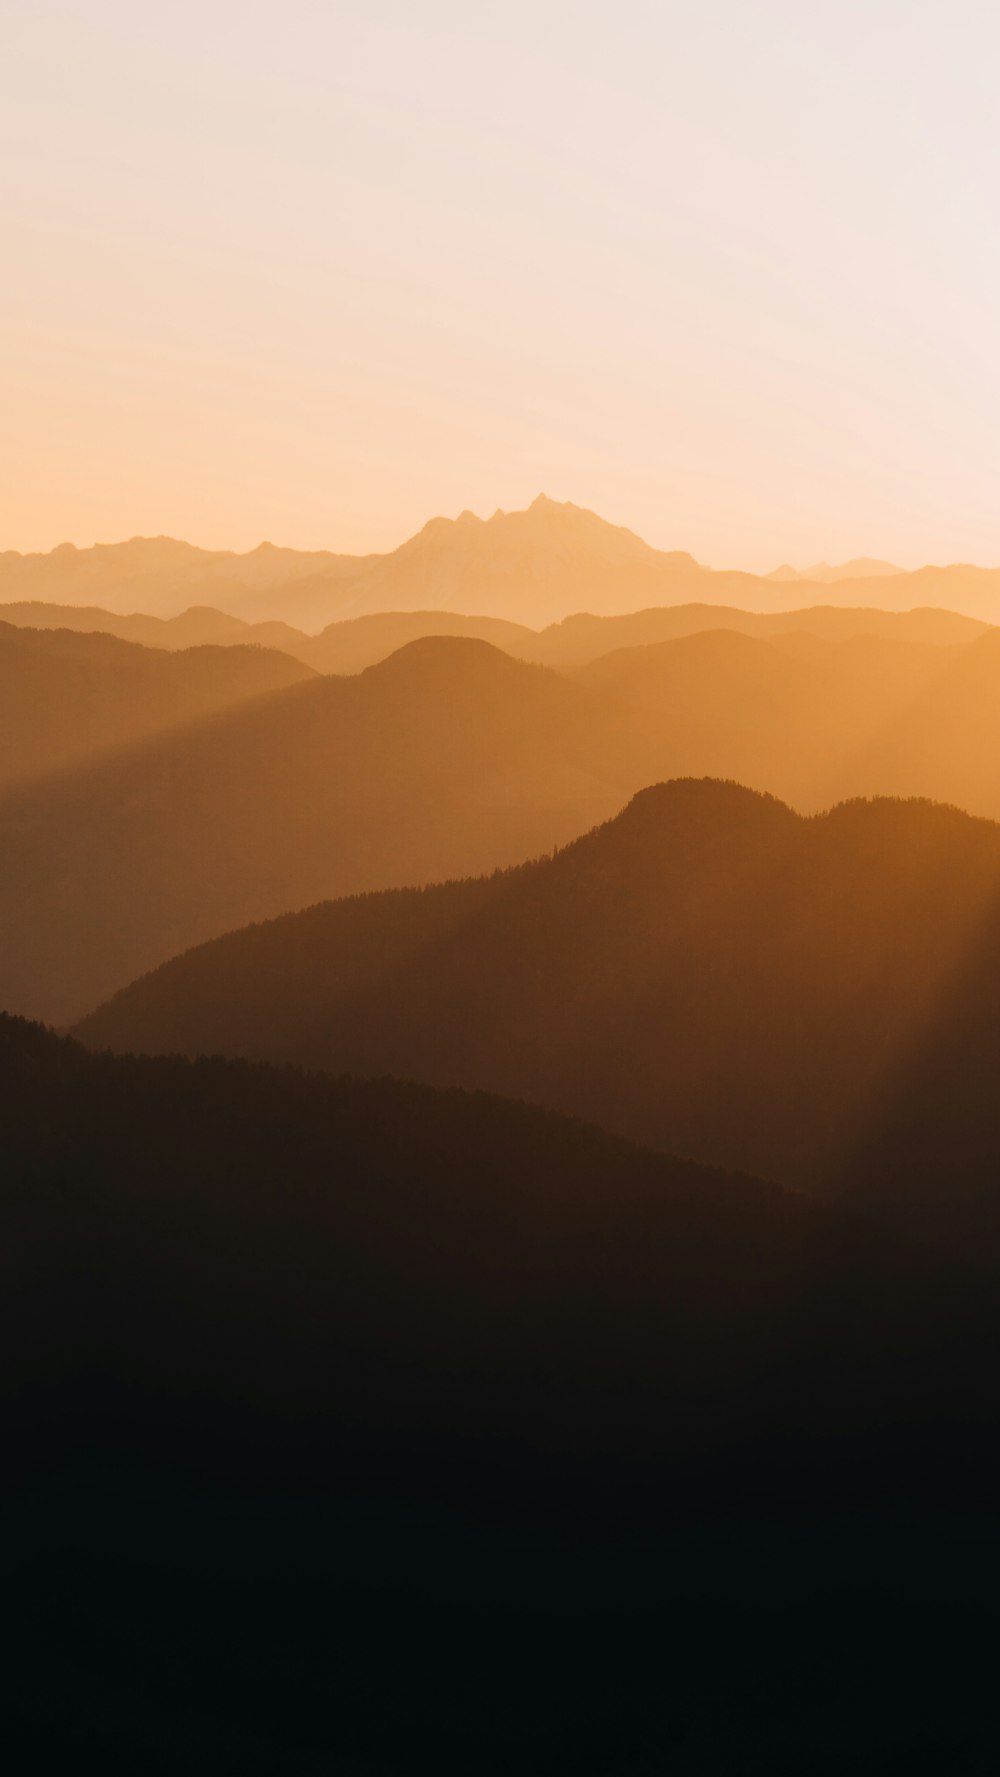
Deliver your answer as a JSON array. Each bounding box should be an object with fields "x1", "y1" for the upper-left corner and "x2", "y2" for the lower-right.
[
  {"x1": 0, "y1": 624, "x2": 313, "y2": 791},
  {"x1": 6, "y1": 1012, "x2": 999, "y2": 1516},
  {"x1": 8, "y1": 1010, "x2": 1000, "y2": 1772},
  {"x1": 78, "y1": 780, "x2": 1000, "y2": 1264},
  {"x1": 0, "y1": 639, "x2": 621, "y2": 1025}
]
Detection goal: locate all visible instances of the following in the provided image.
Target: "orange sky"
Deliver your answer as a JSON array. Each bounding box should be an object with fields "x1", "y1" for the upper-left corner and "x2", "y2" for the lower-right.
[{"x1": 3, "y1": 1, "x2": 999, "y2": 570}]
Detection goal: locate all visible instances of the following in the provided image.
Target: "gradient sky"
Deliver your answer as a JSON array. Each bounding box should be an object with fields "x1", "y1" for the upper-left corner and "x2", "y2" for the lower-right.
[{"x1": 3, "y1": 0, "x2": 999, "y2": 568}]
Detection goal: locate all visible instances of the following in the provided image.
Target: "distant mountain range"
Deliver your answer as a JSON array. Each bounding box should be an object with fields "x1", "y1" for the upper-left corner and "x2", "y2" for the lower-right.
[
  {"x1": 78, "y1": 779, "x2": 1000, "y2": 1268},
  {"x1": 11, "y1": 628, "x2": 1000, "y2": 1023},
  {"x1": 6, "y1": 496, "x2": 1000, "y2": 626},
  {"x1": 766, "y1": 557, "x2": 902, "y2": 583},
  {"x1": 0, "y1": 594, "x2": 988, "y2": 675}
]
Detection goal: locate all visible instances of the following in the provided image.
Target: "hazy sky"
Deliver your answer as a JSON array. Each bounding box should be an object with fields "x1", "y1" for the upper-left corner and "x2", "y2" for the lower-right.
[{"x1": 3, "y1": 0, "x2": 999, "y2": 568}]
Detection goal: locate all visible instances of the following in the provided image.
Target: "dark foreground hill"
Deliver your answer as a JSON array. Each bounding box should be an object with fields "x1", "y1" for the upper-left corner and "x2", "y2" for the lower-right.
[
  {"x1": 11, "y1": 1010, "x2": 992, "y2": 1512},
  {"x1": 0, "y1": 622, "x2": 313, "y2": 791},
  {"x1": 6, "y1": 1012, "x2": 1000, "y2": 1771},
  {"x1": 79, "y1": 780, "x2": 1000, "y2": 1266}
]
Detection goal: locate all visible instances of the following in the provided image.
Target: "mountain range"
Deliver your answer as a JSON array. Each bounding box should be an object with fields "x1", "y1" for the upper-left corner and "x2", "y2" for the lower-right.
[
  {"x1": 7, "y1": 496, "x2": 1000, "y2": 627},
  {"x1": 8, "y1": 514, "x2": 1000, "y2": 1769},
  {"x1": 766, "y1": 557, "x2": 902, "y2": 583},
  {"x1": 11, "y1": 625, "x2": 1000, "y2": 1024},
  {"x1": 0, "y1": 594, "x2": 987, "y2": 675},
  {"x1": 0, "y1": 639, "x2": 619, "y2": 1023},
  {"x1": 77, "y1": 779, "x2": 1000, "y2": 1269}
]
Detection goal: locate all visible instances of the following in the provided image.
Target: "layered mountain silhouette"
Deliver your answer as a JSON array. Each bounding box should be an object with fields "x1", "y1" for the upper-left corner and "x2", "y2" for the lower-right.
[
  {"x1": 7, "y1": 497, "x2": 1000, "y2": 626},
  {"x1": 0, "y1": 592, "x2": 986, "y2": 674},
  {"x1": 529, "y1": 600, "x2": 989, "y2": 666},
  {"x1": 77, "y1": 780, "x2": 1000, "y2": 1266},
  {"x1": 10, "y1": 510, "x2": 1000, "y2": 1771},
  {"x1": 0, "y1": 640, "x2": 619, "y2": 1023},
  {"x1": 0, "y1": 598, "x2": 315, "y2": 656},
  {"x1": 0, "y1": 622, "x2": 312, "y2": 791},
  {"x1": 12, "y1": 629, "x2": 1000, "y2": 1023}
]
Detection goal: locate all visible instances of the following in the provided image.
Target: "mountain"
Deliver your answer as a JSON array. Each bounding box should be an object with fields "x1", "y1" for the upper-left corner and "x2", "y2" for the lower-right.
[
  {"x1": 8, "y1": 500, "x2": 1000, "y2": 628},
  {"x1": 286, "y1": 494, "x2": 699, "y2": 628},
  {"x1": 0, "y1": 600, "x2": 252, "y2": 647},
  {"x1": 77, "y1": 780, "x2": 1000, "y2": 1266},
  {"x1": 8, "y1": 1008, "x2": 1000, "y2": 1769},
  {"x1": 0, "y1": 535, "x2": 369, "y2": 616},
  {"x1": 528, "y1": 601, "x2": 990, "y2": 667},
  {"x1": 0, "y1": 599, "x2": 544, "y2": 670},
  {"x1": 0, "y1": 639, "x2": 620, "y2": 1024},
  {"x1": 574, "y1": 627, "x2": 1000, "y2": 816},
  {"x1": 1, "y1": 593, "x2": 987, "y2": 679},
  {"x1": 6, "y1": 1011, "x2": 998, "y2": 1511},
  {"x1": 12, "y1": 625, "x2": 1000, "y2": 1023},
  {"x1": 306, "y1": 608, "x2": 540, "y2": 672},
  {"x1": 767, "y1": 558, "x2": 903, "y2": 583},
  {"x1": 0, "y1": 623, "x2": 313, "y2": 792}
]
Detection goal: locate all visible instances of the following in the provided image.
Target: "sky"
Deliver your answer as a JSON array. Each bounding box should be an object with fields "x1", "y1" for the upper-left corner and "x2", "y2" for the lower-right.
[{"x1": 3, "y1": 0, "x2": 999, "y2": 570}]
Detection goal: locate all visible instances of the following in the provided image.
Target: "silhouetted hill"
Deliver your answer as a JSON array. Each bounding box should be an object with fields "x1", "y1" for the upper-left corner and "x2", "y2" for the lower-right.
[
  {"x1": 308, "y1": 608, "x2": 539, "y2": 671},
  {"x1": 0, "y1": 639, "x2": 618, "y2": 1023},
  {"x1": 78, "y1": 781, "x2": 1000, "y2": 1265},
  {"x1": 7, "y1": 1011, "x2": 1000, "y2": 1513},
  {"x1": 14, "y1": 1009, "x2": 1000, "y2": 1770},
  {"x1": 13, "y1": 624, "x2": 1000, "y2": 1023},
  {"x1": 3, "y1": 590, "x2": 988, "y2": 674},
  {"x1": 0, "y1": 623, "x2": 313, "y2": 791},
  {"x1": 0, "y1": 599, "x2": 252, "y2": 647}
]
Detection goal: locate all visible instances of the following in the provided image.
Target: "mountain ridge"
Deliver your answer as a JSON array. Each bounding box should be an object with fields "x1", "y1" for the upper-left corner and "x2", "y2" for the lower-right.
[
  {"x1": 13, "y1": 626, "x2": 1000, "y2": 1024},
  {"x1": 7, "y1": 498, "x2": 1000, "y2": 626},
  {"x1": 75, "y1": 778, "x2": 1000, "y2": 1267}
]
